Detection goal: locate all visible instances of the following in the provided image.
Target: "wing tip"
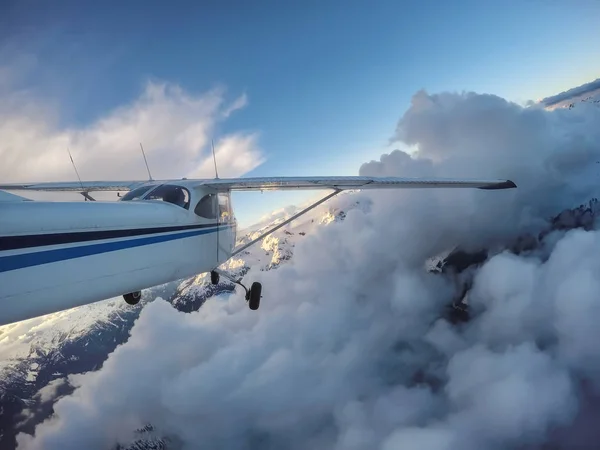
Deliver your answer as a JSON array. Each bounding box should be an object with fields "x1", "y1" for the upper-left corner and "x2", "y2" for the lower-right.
[{"x1": 478, "y1": 180, "x2": 517, "y2": 190}]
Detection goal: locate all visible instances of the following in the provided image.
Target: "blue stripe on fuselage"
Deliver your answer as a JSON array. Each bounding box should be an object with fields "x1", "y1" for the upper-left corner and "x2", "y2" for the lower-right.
[
  {"x1": 0, "y1": 225, "x2": 230, "y2": 273},
  {"x1": 0, "y1": 222, "x2": 222, "y2": 251}
]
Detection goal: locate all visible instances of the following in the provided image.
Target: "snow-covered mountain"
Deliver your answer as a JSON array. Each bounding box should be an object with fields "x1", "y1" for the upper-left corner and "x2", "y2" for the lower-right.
[
  {"x1": 0, "y1": 282, "x2": 180, "y2": 447},
  {"x1": 541, "y1": 79, "x2": 600, "y2": 111}
]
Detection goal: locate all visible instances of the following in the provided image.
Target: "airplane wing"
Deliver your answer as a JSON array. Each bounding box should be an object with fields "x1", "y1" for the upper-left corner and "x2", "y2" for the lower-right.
[
  {"x1": 0, "y1": 177, "x2": 517, "y2": 193},
  {"x1": 199, "y1": 176, "x2": 517, "y2": 191},
  {"x1": 0, "y1": 181, "x2": 147, "y2": 192}
]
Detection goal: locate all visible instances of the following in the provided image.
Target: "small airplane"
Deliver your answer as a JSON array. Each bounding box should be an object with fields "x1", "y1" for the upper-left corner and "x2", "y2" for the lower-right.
[{"x1": 0, "y1": 174, "x2": 516, "y2": 326}]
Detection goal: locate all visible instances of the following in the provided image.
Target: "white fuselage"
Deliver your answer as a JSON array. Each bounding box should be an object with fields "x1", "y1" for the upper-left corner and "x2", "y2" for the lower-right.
[{"x1": 0, "y1": 186, "x2": 236, "y2": 326}]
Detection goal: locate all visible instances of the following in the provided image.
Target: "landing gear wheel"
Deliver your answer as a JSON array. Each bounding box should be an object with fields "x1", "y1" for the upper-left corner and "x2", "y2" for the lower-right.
[
  {"x1": 246, "y1": 282, "x2": 262, "y2": 310},
  {"x1": 124, "y1": 291, "x2": 141, "y2": 305},
  {"x1": 213, "y1": 269, "x2": 262, "y2": 311}
]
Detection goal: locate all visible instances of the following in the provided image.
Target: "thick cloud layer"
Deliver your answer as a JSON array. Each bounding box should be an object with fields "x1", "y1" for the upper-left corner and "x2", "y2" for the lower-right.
[{"x1": 17, "y1": 91, "x2": 600, "y2": 450}]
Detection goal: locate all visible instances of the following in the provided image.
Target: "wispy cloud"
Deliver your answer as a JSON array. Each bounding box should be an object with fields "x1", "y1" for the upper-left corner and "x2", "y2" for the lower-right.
[
  {"x1": 0, "y1": 75, "x2": 263, "y2": 183},
  {"x1": 189, "y1": 131, "x2": 265, "y2": 179},
  {"x1": 222, "y1": 92, "x2": 248, "y2": 118}
]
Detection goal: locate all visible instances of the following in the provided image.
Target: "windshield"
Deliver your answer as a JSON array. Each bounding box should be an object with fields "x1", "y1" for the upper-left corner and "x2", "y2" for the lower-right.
[{"x1": 119, "y1": 185, "x2": 156, "y2": 201}]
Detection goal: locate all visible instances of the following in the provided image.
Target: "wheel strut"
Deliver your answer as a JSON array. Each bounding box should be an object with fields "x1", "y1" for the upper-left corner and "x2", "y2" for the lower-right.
[{"x1": 211, "y1": 269, "x2": 261, "y2": 309}]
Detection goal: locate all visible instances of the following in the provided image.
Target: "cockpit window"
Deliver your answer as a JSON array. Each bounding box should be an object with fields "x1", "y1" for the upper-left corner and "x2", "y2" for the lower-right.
[
  {"x1": 119, "y1": 185, "x2": 155, "y2": 201},
  {"x1": 194, "y1": 194, "x2": 217, "y2": 219},
  {"x1": 144, "y1": 185, "x2": 190, "y2": 209}
]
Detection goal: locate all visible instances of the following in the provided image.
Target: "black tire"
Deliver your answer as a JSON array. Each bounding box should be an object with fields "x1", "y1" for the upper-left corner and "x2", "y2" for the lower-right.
[
  {"x1": 210, "y1": 271, "x2": 220, "y2": 285},
  {"x1": 248, "y1": 282, "x2": 262, "y2": 310},
  {"x1": 124, "y1": 291, "x2": 141, "y2": 305}
]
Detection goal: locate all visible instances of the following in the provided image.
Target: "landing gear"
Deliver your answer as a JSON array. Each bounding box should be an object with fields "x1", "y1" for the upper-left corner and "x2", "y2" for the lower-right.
[
  {"x1": 204, "y1": 191, "x2": 341, "y2": 313},
  {"x1": 212, "y1": 269, "x2": 262, "y2": 310},
  {"x1": 123, "y1": 291, "x2": 141, "y2": 305},
  {"x1": 247, "y1": 282, "x2": 261, "y2": 310}
]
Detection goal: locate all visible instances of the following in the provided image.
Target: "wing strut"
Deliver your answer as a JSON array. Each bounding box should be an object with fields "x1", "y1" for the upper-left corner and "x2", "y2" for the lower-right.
[
  {"x1": 231, "y1": 189, "x2": 341, "y2": 257},
  {"x1": 81, "y1": 192, "x2": 96, "y2": 201}
]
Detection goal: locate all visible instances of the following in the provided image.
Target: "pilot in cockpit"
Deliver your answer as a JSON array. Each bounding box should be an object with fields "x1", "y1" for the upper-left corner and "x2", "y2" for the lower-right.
[{"x1": 163, "y1": 187, "x2": 186, "y2": 208}]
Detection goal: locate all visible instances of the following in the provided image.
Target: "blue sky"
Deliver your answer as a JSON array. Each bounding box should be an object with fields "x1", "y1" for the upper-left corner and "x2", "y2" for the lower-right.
[{"x1": 1, "y1": 0, "x2": 599, "y2": 226}]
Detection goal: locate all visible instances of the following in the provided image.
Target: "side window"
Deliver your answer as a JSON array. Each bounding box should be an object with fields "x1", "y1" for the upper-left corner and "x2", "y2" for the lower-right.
[
  {"x1": 145, "y1": 185, "x2": 190, "y2": 209},
  {"x1": 218, "y1": 193, "x2": 231, "y2": 221},
  {"x1": 194, "y1": 194, "x2": 217, "y2": 219}
]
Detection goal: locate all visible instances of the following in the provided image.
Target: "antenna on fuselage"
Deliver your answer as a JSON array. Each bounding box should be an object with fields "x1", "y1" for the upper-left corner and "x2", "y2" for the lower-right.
[
  {"x1": 211, "y1": 139, "x2": 219, "y2": 179},
  {"x1": 66, "y1": 147, "x2": 94, "y2": 201},
  {"x1": 66, "y1": 147, "x2": 83, "y2": 190},
  {"x1": 139, "y1": 142, "x2": 154, "y2": 181}
]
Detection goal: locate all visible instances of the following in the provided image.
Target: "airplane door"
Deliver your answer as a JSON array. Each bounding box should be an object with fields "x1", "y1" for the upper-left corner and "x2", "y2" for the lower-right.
[{"x1": 217, "y1": 192, "x2": 235, "y2": 262}]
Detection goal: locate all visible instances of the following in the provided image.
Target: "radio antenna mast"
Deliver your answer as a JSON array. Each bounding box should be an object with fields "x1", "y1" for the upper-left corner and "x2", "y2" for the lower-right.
[
  {"x1": 139, "y1": 142, "x2": 153, "y2": 181},
  {"x1": 66, "y1": 147, "x2": 94, "y2": 201},
  {"x1": 67, "y1": 147, "x2": 84, "y2": 190},
  {"x1": 211, "y1": 139, "x2": 219, "y2": 179}
]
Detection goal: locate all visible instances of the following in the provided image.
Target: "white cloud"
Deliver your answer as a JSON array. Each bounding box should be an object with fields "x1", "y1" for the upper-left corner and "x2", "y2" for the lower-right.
[
  {"x1": 35, "y1": 378, "x2": 69, "y2": 404},
  {"x1": 16, "y1": 91, "x2": 600, "y2": 450},
  {"x1": 189, "y1": 131, "x2": 265, "y2": 179},
  {"x1": 222, "y1": 92, "x2": 248, "y2": 118},
  {"x1": 0, "y1": 79, "x2": 264, "y2": 183}
]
